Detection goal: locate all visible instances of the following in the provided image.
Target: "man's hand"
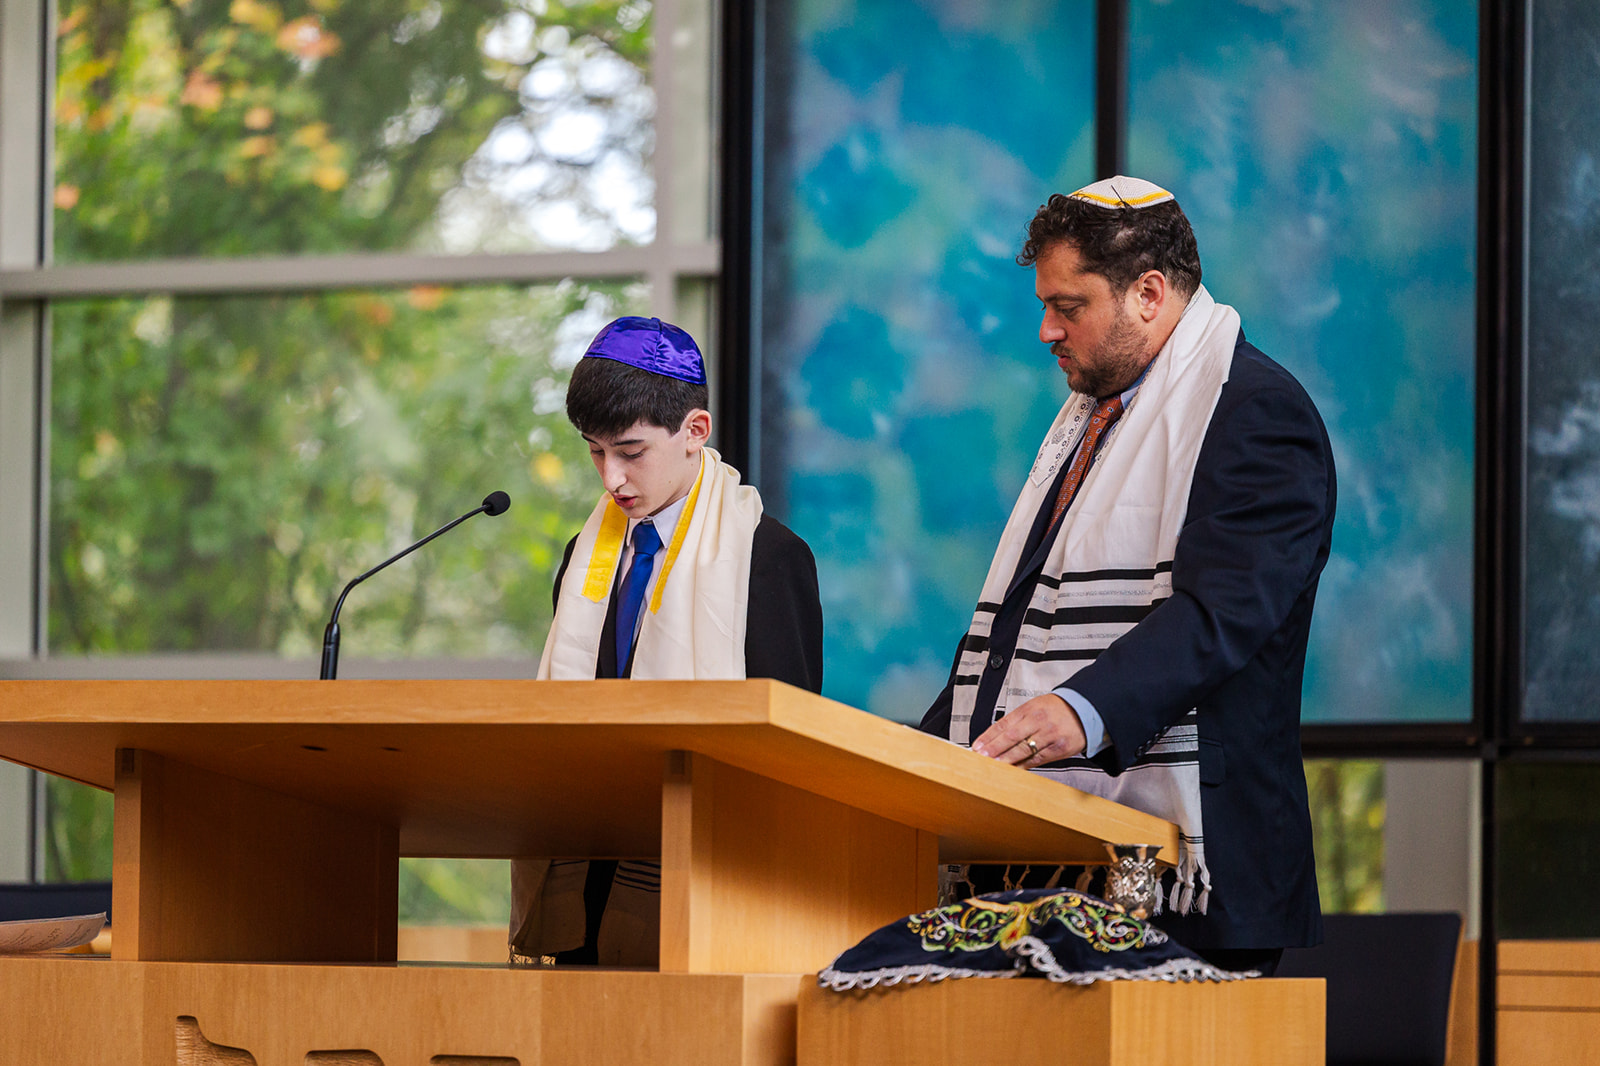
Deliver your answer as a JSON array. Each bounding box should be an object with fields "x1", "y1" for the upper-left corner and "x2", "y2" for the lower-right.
[{"x1": 971, "y1": 692, "x2": 1087, "y2": 767}]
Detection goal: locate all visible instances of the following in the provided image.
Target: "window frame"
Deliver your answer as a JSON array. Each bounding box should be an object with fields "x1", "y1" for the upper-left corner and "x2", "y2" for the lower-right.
[{"x1": 0, "y1": 0, "x2": 725, "y2": 677}]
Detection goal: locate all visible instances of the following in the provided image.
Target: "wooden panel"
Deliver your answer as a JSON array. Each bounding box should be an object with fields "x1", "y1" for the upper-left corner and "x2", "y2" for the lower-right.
[
  {"x1": 1499, "y1": 974, "x2": 1600, "y2": 1010},
  {"x1": 1497, "y1": 940, "x2": 1600, "y2": 1066},
  {"x1": 1446, "y1": 939, "x2": 1478, "y2": 1066},
  {"x1": 1498, "y1": 1009, "x2": 1600, "y2": 1066},
  {"x1": 1500, "y1": 939, "x2": 1600, "y2": 974},
  {"x1": 796, "y1": 976, "x2": 1323, "y2": 1066},
  {"x1": 660, "y1": 749, "x2": 718, "y2": 973},
  {"x1": 0, "y1": 957, "x2": 144, "y2": 1066},
  {"x1": 800, "y1": 978, "x2": 1105, "y2": 1066},
  {"x1": 0, "y1": 958, "x2": 802, "y2": 1066},
  {"x1": 397, "y1": 925, "x2": 509, "y2": 964},
  {"x1": 660, "y1": 752, "x2": 938, "y2": 975},
  {"x1": 1107, "y1": 980, "x2": 1323, "y2": 1062},
  {"x1": 0, "y1": 680, "x2": 1177, "y2": 865},
  {"x1": 742, "y1": 975, "x2": 803, "y2": 1066},
  {"x1": 113, "y1": 748, "x2": 399, "y2": 963}
]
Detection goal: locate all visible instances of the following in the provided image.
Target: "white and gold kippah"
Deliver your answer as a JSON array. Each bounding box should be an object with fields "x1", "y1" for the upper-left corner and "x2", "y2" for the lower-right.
[{"x1": 1067, "y1": 176, "x2": 1174, "y2": 209}]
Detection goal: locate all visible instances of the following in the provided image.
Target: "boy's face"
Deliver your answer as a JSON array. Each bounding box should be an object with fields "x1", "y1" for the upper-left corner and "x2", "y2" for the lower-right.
[{"x1": 584, "y1": 410, "x2": 712, "y2": 520}]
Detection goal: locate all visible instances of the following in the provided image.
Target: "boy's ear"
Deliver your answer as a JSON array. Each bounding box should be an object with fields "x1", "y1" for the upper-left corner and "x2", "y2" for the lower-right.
[{"x1": 681, "y1": 408, "x2": 712, "y2": 451}]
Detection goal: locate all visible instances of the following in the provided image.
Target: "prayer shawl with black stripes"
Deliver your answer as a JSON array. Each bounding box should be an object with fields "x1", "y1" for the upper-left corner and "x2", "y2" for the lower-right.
[{"x1": 949, "y1": 286, "x2": 1239, "y2": 915}]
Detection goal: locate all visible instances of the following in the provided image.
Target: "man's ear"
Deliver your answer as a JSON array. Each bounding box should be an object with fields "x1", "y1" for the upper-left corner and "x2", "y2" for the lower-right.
[
  {"x1": 1130, "y1": 270, "x2": 1170, "y2": 323},
  {"x1": 682, "y1": 408, "x2": 712, "y2": 452}
]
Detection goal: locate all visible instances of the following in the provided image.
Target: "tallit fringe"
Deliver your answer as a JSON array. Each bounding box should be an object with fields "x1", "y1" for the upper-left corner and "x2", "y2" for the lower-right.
[
  {"x1": 817, "y1": 963, "x2": 1023, "y2": 992},
  {"x1": 817, "y1": 946, "x2": 1256, "y2": 992},
  {"x1": 1166, "y1": 849, "x2": 1210, "y2": 916}
]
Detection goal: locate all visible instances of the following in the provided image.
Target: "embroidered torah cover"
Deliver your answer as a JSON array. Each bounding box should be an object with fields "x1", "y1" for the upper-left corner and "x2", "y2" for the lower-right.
[{"x1": 817, "y1": 888, "x2": 1253, "y2": 990}]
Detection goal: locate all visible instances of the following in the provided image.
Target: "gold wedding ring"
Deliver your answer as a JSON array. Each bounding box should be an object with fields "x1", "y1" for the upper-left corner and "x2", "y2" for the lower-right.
[{"x1": 1025, "y1": 737, "x2": 1040, "y2": 756}]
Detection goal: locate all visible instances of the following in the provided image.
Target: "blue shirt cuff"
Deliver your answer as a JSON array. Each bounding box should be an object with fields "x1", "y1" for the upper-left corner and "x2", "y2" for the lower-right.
[{"x1": 1054, "y1": 687, "x2": 1110, "y2": 757}]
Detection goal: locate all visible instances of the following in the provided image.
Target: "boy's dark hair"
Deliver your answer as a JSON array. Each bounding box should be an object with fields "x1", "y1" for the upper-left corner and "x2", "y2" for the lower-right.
[
  {"x1": 1017, "y1": 193, "x2": 1202, "y2": 299},
  {"x1": 566, "y1": 355, "x2": 710, "y2": 439}
]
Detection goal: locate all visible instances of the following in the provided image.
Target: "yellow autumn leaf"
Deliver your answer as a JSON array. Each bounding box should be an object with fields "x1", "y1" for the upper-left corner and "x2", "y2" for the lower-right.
[
  {"x1": 229, "y1": 0, "x2": 281, "y2": 35},
  {"x1": 534, "y1": 453, "x2": 565, "y2": 486},
  {"x1": 406, "y1": 286, "x2": 447, "y2": 311},
  {"x1": 277, "y1": 16, "x2": 341, "y2": 60},
  {"x1": 180, "y1": 70, "x2": 224, "y2": 111},
  {"x1": 310, "y1": 164, "x2": 347, "y2": 191},
  {"x1": 290, "y1": 122, "x2": 329, "y2": 148}
]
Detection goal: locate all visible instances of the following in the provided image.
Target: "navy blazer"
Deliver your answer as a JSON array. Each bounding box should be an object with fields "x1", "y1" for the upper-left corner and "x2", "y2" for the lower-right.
[{"x1": 924, "y1": 335, "x2": 1336, "y2": 951}]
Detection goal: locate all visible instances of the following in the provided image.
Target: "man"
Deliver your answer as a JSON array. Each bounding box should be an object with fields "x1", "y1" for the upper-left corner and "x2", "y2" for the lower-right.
[
  {"x1": 512, "y1": 315, "x2": 824, "y2": 965},
  {"x1": 921, "y1": 177, "x2": 1336, "y2": 974}
]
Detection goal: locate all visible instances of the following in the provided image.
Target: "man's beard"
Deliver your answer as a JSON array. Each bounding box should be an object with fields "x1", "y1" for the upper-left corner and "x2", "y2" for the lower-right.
[{"x1": 1055, "y1": 305, "x2": 1151, "y2": 398}]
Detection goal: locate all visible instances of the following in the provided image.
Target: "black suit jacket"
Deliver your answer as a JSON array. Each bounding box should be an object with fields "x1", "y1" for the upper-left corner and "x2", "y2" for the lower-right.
[
  {"x1": 923, "y1": 335, "x2": 1336, "y2": 951},
  {"x1": 554, "y1": 513, "x2": 824, "y2": 694}
]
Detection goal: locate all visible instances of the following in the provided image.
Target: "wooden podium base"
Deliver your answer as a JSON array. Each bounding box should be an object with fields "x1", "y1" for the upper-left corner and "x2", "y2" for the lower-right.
[
  {"x1": 0, "y1": 958, "x2": 802, "y2": 1066},
  {"x1": 797, "y1": 975, "x2": 1326, "y2": 1066},
  {"x1": 1, "y1": 957, "x2": 1323, "y2": 1066}
]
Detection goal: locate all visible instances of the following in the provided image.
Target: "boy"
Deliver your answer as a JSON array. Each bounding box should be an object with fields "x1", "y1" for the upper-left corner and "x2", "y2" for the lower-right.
[
  {"x1": 512, "y1": 315, "x2": 824, "y2": 965},
  {"x1": 540, "y1": 315, "x2": 823, "y2": 688}
]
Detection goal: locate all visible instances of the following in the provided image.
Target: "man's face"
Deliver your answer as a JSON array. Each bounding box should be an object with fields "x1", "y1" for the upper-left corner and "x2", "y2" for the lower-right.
[
  {"x1": 1035, "y1": 242, "x2": 1154, "y2": 398},
  {"x1": 584, "y1": 413, "x2": 707, "y2": 520}
]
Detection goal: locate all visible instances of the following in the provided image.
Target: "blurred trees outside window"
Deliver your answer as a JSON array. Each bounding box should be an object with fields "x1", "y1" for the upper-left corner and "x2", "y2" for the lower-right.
[
  {"x1": 26, "y1": 0, "x2": 711, "y2": 923},
  {"x1": 54, "y1": 0, "x2": 655, "y2": 261},
  {"x1": 1306, "y1": 759, "x2": 1385, "y2": 913},
  {"x1": 47, "y1": 0, "x2": 662, "y2": 662},
  {"x1": 49, "y1": 281, "x2": 644, "y2": 658}
]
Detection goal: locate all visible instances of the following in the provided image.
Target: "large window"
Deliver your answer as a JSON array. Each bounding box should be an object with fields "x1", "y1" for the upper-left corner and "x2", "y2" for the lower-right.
[
  {"x1": 0, "y1": 0, "x2": 720, "y2": 892},
  {"x1": 2, "y1": 0, "x2": 720, "y2": 670},
  {"x1": 52, "y1": 0, "x2": 656, "y2": 263}
]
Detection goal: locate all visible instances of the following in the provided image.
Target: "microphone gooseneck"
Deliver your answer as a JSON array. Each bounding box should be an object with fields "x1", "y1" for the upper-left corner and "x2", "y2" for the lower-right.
[{"x1": 319, "y1": 490, "x2": 512, "y2": 679}]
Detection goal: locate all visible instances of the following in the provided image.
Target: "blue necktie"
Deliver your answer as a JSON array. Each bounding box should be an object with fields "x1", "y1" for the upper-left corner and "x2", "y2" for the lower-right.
[{"x1": 615, "y1": 521, "x2": 663, "y2": 674}]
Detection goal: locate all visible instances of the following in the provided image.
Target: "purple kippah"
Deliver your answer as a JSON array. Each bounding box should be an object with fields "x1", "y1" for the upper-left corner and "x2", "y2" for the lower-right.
[{"x1": 581, "y1": 316, "x2": 708, "y2": 385}]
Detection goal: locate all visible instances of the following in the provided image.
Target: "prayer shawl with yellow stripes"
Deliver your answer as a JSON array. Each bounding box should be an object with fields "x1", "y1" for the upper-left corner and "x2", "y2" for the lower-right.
[
  {"x1": 538, "y1": 446, "x2": 762, "y2": 682},
  {"x1": 514, "y1": 447, "x2": 761, "y2": 963},
  {"x1": 949, "y1": 287, "x2": 1239, "y2": 915}
]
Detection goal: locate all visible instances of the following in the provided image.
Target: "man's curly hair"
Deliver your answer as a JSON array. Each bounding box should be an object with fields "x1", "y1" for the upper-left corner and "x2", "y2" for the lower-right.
[{"x1": 1018, "y1": 191, "x2": 1202, "y2": 299}]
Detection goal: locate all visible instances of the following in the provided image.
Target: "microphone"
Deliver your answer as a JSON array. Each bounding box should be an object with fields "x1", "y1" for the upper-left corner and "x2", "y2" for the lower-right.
[{"x1": 319, "y1": 490, "x2": 512, "y2": 679}]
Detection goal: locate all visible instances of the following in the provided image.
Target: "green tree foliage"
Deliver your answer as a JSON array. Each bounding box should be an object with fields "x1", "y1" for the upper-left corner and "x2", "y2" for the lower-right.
[
  {"x1": 54, "y1": 0, "x2": 653, "y2": 259},
  {"x1": 1305, "y1": 759, "x2": 1385, "y2": 913},
  {"x1": 43, "y1": 2, "x2": 656, "y2": 923},
  {"x1": 49, "y1": 0, "x2": 654, "y2": 656},
  {"x1": 43, "y1": 777, "x2": 115, "y2": 882},
  {"x1": 398, "y1": 857, "x2": 512, "y2": 925},
  {"x1": 50, "y1": 282, "x2": 643, "y2": 655}
]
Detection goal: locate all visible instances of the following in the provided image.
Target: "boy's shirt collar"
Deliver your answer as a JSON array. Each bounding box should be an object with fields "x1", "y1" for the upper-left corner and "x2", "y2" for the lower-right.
[
  {"x1": 618, "y1": 491, "x2": 692, "y2": 588},
  {"x1": 630, "y1": 492, "x2": 690, "y2": 545}
]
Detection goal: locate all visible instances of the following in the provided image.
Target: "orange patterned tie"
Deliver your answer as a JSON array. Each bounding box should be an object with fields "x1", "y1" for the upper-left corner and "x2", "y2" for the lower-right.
[{"x1": 1049, "y1": 394, "x2": 1126, "y2": 527}]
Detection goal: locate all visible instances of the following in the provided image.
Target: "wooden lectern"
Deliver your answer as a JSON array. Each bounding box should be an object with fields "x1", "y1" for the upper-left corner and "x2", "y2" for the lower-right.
[{"x1": 0, "y1": 679, "x2": 1320, "y2": 1065}]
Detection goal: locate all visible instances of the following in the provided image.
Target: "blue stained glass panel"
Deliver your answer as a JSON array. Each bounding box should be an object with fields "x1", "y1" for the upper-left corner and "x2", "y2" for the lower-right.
[
  {"x1": 759, "y1": 0, "x2": 1098, "y2": 721},
  {"x1": 1127, "y1": 0, "x2": 1478, "y2": 723},
  {"x1": 760, "y1": 0, "x2": 1477, "y2": 726},
  {"x1": 1524, "y1": 0, "x2": 1600, "y2": 721}
]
